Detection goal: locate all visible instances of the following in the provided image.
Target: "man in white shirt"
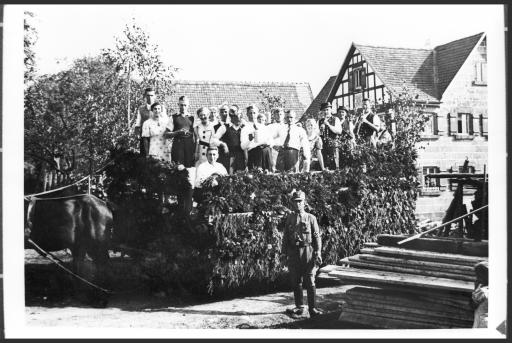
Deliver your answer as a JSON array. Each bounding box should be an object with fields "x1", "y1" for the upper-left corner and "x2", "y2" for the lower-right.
[
  {"x1": 267, "y1": 108, "x2": 286, "y2": 172},
  {"x1": 194, "y1": 147, "x2": 228, "y2": 202},
  {"x1": 241, "y1": 105, "x2": 273, "y2": 171},
  {"x1": 276, "y1": 110, "x2": 310, "y2": 172},
  {"x1": 132, "y1": 87, "x2": 167, "y2": 155}
]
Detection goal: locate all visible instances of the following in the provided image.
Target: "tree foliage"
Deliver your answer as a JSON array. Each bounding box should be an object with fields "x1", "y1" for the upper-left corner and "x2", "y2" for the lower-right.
[
  {"x1": 102, "y1": 19, "x2": 179, "y2": 123},
  {"x1": 259, "y1": 89, "x2": 286, "y2": 115},
  {"x1": 24, "y1": 20, "x2": 178, "y2": 182},
  {"x1": 24, "y1": 11, "x2": 37, "y2": 85}
]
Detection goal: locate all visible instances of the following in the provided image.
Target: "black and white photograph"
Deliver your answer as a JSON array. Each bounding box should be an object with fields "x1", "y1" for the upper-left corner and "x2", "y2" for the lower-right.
[{"x1": 2, "y1": 4, "x2": 508, "y2": 339}]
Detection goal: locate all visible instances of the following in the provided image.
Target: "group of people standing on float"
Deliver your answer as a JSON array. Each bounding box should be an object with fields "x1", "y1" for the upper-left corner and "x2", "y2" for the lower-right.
[{"x1": 133, "y1": 87, "x2": 395, "y2": 177}]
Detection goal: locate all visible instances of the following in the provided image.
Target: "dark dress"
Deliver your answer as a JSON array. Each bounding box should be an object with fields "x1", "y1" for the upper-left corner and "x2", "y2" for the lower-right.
[
  {"x1": 356, "y1": 112, "x2": 378, "y2": 144},
  {"x1": 224, "y1": 124, "x2": 246, "y2": 172},
  {"x1": 319, "y1": 116, "x2": 339, "y2": 170},
  {"x1": 214, "y1": 122, "x2": 230, "y2": 171},
  {"x1": 171, "y1": 114, "x2": 195, "y2": 168}
]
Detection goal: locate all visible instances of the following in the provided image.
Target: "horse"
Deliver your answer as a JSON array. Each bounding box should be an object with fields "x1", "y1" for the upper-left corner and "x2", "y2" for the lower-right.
[{"x1": 25, "y1": 185, "x2": 114, "y2": 307}]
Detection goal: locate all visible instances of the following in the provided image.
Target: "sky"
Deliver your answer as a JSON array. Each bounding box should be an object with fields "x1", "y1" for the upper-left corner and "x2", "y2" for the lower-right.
[{"x1": 23, "y1": 4, "x2": 503, "y2": 96}]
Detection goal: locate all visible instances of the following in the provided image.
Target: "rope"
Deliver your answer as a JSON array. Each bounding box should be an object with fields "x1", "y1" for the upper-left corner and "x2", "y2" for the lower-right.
[
  {"x1": 27, "y1": 193, "x2": 95, "y2": 201},
  {"x1": 27, "y1": 238, "x2": 113, "y2": 294},
  {"x1": 24, "y1": 175, "x2": 91, "y2": 200},
  {"x1": 24, "y1": 158, "x2": 115, "y2": 200}
]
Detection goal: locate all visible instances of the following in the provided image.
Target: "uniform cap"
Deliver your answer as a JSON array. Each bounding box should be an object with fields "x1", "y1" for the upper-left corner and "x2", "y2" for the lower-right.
[{"x1": 291, "y1": 190, "x2": 306, "y2": 202}]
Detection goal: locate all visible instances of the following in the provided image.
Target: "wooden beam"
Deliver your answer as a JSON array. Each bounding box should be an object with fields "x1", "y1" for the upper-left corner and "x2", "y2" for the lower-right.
[
  {"x1": 326, "y1": 267, "x2": 475, "y2": 293},
  {"x1": 355, "y1": 253, "x2": 476, "y2": 273},
  {"x1": 372, "y1": 246, "x2": 487, "y2": 266},
  {"x1": 345, "y1": 256, "x2": 475, "y2": 281},
  {"x1": 376, "y1": 235, "x2": 488, "y2": 257}
]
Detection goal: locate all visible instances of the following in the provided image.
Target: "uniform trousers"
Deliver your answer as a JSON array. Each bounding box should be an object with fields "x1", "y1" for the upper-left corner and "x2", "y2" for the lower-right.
[{"x1": 288, "y1": 245, "x2": 318, "y2": 309}]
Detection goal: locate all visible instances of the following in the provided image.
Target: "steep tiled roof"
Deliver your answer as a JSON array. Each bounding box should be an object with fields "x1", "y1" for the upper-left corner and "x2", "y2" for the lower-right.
[
  {"x1": 166, "y1": 80, "x2": 314, "y2": 116},
  {"x1": 314, "y1": 33, "x2": 485, "y2": 106},
  {"x1": 302, "y1": 75, "x2": 337, "y2": 120},
  {"x1": 435, "y1": 32, "x2": 485, "y2": 97},
  {"x1": 354, "y1": 44, "x2": 438, "y2": 102}
]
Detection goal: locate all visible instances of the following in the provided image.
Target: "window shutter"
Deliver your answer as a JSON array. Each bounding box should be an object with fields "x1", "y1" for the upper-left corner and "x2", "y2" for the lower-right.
[
  {"x1": 361, "y1": 69, "x2": 367, "y2": 89},
  {"x1": 481, "y1": 63, "x2": 487, "y2": 83},
  {"x1": 467, "y1": 114, "x2": 474, "y2": 134},
  {"x1": 348, "y1": 71, "x2": 354, "y2": 92},
  {"x1": 433, "y1": 113, "x2": 439, "y2": 135},
  {"x1": 436, "y1": 113, "x2": 446, "y2": 135},
  {"x1": 449, "y1": 113, "x2": 458, "y2": 135},
  {"x1": 472, "y1": 114, "x2": 480, "y2": 136},
  {"x1": 474, "y1": 63, "x2": 480, "y2": 82},
  {"x1": 481, "y1": 114, "x2": 488, "y2": 136}
]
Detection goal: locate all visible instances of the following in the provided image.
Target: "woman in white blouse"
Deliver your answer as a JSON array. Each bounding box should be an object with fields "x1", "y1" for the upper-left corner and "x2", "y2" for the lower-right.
[{"x1": 141, "y1": 102, "x2": 172, "y2": 162}]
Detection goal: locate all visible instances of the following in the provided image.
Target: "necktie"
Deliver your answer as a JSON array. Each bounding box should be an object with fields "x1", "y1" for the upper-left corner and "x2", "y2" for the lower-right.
[{"x1": 284, "y1": 124, "x2": 291, "y2": 148}]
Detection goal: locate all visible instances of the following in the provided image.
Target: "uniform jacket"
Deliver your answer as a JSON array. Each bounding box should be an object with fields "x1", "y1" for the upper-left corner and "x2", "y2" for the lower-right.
[{"x1": 282, "y1": 211, "x2": 321, "y2": 257}]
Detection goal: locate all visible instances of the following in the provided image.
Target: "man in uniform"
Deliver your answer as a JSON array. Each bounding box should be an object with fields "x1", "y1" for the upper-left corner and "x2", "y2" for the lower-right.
[
  {"x1": 282, "y1": 190, "x2": 323, "y2": 318},
  {"x1": 133, "y1": 87, "x2": 167, "y2": 155}
]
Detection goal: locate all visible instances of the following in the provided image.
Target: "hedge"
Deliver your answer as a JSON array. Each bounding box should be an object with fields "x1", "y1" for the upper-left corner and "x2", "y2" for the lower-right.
[{"x1": 104, "y1": 96, "x2": 426, "y2": 298}]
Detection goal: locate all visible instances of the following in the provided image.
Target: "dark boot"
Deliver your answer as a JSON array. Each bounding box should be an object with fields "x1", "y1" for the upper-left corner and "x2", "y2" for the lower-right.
[
  {"x1": 294, "y1": 285, "x2": 303, "y2": 308},
  {"x1": 307, "y1": 286, "x2": 322, "y2": 317},
  {"x1": 286, "y1": 285, "x2": 304, "y2": 318}
]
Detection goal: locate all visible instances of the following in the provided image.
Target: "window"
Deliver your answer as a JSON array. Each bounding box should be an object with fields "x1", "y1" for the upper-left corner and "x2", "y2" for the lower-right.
[
  {"x1": 457, "y1": 113, "x2": 473, "y2": 134},
  {"x1": 474, "y1": 62, "x2": 487, "y2": 85},
  {"x1": 423, "y1": 166, "x2": 440, "y2": 188},
  {"x1": 351, "y1": 67, "x2": 366, "y2": 90},
  {"x1": 421, "y1": 112, "x2": 438, "y2": 136}
]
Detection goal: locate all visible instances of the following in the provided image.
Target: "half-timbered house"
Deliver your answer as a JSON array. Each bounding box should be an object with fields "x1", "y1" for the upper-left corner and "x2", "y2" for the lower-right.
[{"x1": 306, "y1": 33, "x2": 488, "y2": 220}]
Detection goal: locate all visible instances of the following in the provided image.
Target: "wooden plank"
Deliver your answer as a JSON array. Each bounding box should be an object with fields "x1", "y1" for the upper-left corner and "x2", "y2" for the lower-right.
[
  {"x1": 344, "y1": 292, "x2": 471, "y2": 316},
  {"x1": 372, "y1": 246, "x2": 487, "y2": 266},
  {"x1": 377, "y1": 234, "x2": 488, "y2": 257},
  {"x1": 345, "y1": 298, "x2": 473, "y2": 322},
  {"x1": 362, "y1": 242, "x2": 379, "y2": 249},
  {"x1": 327, "y1": 267, "x2": 474, "y2": 293},
  {"x1": 356, "y1": 253, "x2": 475, "y2": 273},
  {"x1": 342, "y1": 301, "x2": 473, "y2": 327},
  {"x1": 345, "y1": 258, "x2": 475, "y2": 281},
  {"x1": 339, "y1": 310, "x2": 438, "y2": 329},
  {"x1": 345, "y1": 286, "x2": 472, "y2": 310},
  {"x1": 341, "y1": 306, "x2": 473, "y2": 328}
]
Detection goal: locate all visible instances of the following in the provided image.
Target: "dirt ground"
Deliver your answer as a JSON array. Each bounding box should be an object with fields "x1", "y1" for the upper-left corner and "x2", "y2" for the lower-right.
[{"x1": 25, "y1": 249, "x2": 369, "y2": 330}]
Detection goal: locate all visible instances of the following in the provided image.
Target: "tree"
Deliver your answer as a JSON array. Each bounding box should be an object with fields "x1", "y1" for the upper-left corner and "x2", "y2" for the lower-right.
[
  {"x1": 259, "y1": 89, "x2": 286, "y2": 115},
  {"x1": 24, "y1": 19, "x2": 180, "y2": 188},
  {"x1": 24, "y1": 11, "x2": 37, "y2": 85},
  {"x1": 102, "y1": 19, "x2": 179, "y2": 128},
  {"x1": 25, "y1": 56, "x2": 130, "y2": 178}
]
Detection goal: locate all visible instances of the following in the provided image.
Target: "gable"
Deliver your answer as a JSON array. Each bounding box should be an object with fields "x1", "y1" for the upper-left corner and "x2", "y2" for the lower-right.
[
  {"x1": 302, "y1": 75, "x2": 337, "y2": 119},
  {"x1": 435, "y1": 32, "x2": 485, "y2": 97}
]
